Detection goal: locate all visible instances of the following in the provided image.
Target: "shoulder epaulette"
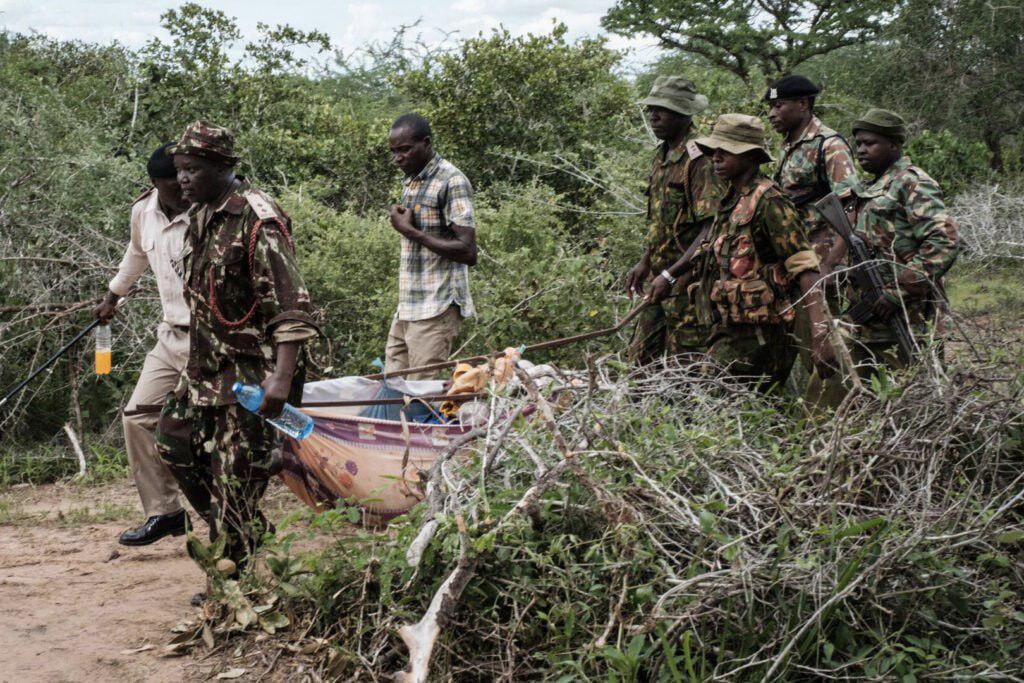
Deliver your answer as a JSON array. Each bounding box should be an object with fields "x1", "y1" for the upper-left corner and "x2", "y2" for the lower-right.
[
  {"x1": 132, "y1": 187, "x2": 155, "y2": 205},
  {"x1": 686, "y1": 140, "x2": 703, "y2": 160},
  {"x1": 242, "y1": 189, "x2": 281, "y2": 221}
]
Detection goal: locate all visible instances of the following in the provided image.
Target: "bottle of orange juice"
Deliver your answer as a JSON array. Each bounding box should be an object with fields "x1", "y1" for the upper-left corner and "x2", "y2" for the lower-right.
[{"x1": 95, "y1": 324, "x2": 111, "y2": 375}]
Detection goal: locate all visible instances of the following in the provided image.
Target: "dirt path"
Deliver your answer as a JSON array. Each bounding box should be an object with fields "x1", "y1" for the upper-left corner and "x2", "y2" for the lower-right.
[{"x1": 0, "y1": 479, "x2": 306, "y2": 682}]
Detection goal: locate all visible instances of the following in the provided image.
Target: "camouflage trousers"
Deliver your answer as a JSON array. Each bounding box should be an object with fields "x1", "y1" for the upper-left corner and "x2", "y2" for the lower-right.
[
  {"x1": 156, "y1": 391, "x2": 277, "y2": 566},
  {"x1": 706, "y1": 323, "x2": 797, "y2": 392},
  {"x1": 628, "y1": 293, "x2": 708, "y2": 365}
]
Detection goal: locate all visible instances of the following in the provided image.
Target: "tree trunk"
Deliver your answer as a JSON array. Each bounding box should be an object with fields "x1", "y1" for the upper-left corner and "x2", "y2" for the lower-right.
[{"x1": 983, "y1": 129, "x2": 1004, "y2": 172}]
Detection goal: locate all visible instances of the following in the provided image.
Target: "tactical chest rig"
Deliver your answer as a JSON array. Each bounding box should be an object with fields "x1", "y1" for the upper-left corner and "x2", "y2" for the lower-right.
[{"x1": 706, "y1": 179, "x2": 797, "y2": 326}]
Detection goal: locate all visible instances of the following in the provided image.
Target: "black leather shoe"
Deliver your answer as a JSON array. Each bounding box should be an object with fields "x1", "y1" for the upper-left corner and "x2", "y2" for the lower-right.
[{"x1": 118, "y1": 509, "x2": 190, "y2": 546}]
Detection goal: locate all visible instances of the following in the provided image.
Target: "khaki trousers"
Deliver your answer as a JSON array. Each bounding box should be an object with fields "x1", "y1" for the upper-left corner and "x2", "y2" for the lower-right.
[
  {"x1": 124, "y1": 323, "x2": 188, "y2": 517},
  {"x1": 384, "y1": 305, "x2": 463, "y2": 380}
]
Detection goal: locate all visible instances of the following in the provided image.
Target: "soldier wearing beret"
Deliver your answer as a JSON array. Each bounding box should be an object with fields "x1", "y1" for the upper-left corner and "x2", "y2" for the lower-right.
[
  {"x1": 765, "y1": 75, "x2": 859, "y2": 401},
  {"x1": 847, "y1": 108, "x2": 960, "y2": 369},
  {"x1": 156, "y1": 122, "x2": 318, "y2": 584},
  {"x1": 690, "y1": 114, "x2": 836, "y2": 388},
  {"x1": 625, "y1": 76, "x2": 724, "y2": 363}
]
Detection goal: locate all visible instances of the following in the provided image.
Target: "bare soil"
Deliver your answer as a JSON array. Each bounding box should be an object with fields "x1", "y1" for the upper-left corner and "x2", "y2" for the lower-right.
[{"x1": 0, "y1": 478, "x2": 307, "y2": 682}]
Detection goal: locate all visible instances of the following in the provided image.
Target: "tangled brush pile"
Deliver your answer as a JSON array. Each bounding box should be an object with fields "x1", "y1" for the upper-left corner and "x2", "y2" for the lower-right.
[{"x1": 244, "y1": 335, "x2": 1023, "y2": 681}]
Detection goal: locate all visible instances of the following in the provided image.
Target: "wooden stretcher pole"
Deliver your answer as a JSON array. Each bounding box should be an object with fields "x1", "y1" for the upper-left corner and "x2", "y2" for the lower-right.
[{"x1": 362, "y1": 301, "x2": 651, "y2": 382}]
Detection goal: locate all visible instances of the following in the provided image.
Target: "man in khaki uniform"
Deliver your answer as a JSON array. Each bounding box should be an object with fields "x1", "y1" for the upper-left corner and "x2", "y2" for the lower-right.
[
  {"x1": 385, "y1": 113, "x2": 478, "y2": 379},
  {"x1": 95, "y1": 142, "x2": 191, "y2": 546}
]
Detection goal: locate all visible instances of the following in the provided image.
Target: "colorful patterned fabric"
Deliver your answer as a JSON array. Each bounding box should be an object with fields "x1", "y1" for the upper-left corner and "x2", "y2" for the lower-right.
[
  {"x1": 279, "y1": 409, "x2": 475, "y2": 522},
  {"x1": 398, "y1": 153, "x2": 476, "y2": 321}
]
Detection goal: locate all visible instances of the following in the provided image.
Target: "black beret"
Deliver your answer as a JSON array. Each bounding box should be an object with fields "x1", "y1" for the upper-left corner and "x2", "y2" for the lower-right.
[
  {"x1": 146, "y1": 142, "x2": 177, "y2": 179},
  {"x1": 764, "y1": 75, "x2": 821, "y2": 102}
]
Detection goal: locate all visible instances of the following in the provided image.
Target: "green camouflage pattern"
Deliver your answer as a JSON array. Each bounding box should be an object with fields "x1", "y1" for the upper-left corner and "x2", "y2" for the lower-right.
[
  {"x1": 638, "y1": 76, "x2": 709, "y2": 117},
  {"x1": 172, "y1": 120, "x2": 240, "y2": 164},
  {"x1": 156, "y1": 391, "x2": 276, "y2": 564},
  {"x1": 849, "y1": 156, "x2": 960, "y2": 344},
  {"x1": 181, "y1": 181, "x2": 316, "y2": 406},
  {"x1": 706, "y1": 323, "x2": 797, "y2": 389},
  {"x1": 852, "y1": 108, "x2": 907, "y2": 144},
  {"x1": 696, "y1": 177, "x2": 817, "y2": 329},
  {"x1": 630, "y1": 138, "x2": 723, "y2": 362},
  {"x1": 775, "y1": 117, "x2": 859, "y2": 256}
]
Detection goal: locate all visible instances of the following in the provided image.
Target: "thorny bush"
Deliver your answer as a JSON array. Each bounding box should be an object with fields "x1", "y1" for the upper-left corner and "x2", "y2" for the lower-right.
[{"x1": 229, "y1": 327, "x2": 1024, "y2": 681}]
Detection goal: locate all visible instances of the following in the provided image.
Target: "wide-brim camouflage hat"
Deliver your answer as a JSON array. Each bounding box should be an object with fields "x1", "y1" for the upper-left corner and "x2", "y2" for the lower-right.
[
  {"x1": 171, "y1": 121, "x2": 240, "y2": 165},
  {"x1": 852, "y1": 108, "x2": 907, "y2": 144},
  {"x1": 639, "y1": 76, "x2": 709, "y2": 117},
  {"x1": 695, "y1": 113, "x2": 774, "y2": 163}
]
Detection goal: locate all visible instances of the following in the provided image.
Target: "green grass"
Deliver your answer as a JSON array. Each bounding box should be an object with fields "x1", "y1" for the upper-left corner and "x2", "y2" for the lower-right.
[
  {"x1": 0, "y1": 441, "x2": 128, "y2": 490},
  {"x1": 946, "y1": 260, "x2": 1024, "y2": 325},
  {"x1": 0, "y1": 498, "x2": 27, "y2": 525},
  {"x1": 58, "y1": 503, "x2": 136, "y2": 526}
]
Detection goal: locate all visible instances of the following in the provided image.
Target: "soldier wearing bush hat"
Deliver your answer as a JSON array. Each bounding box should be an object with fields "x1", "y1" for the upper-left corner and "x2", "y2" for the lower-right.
[
  {"x1": 170, "y1": 121, "x2": 240, "y2": 165},
  {"x1": 157, "y1": 120, "x2": 318, "y2": 597},
  {"x1": 845, "y1": 108, "x2": 960, "y2": 371},
  {"x1": 626, "y1": 76, "x2": 724, "y2": 364},
  {"x1": 765, "y1": 74, "x2": 859, "y2": 406},
  {"x1": 852, "y1": 108, "x2": 908, "y2": 145},
  {"x1": 688, "y1": 113, "x2": 837, "y2": 389}
]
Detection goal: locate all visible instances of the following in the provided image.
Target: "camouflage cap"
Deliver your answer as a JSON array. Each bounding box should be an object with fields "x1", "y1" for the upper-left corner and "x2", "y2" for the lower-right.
[
  {"x1": 852, "y1": 108, "x2": 907, "y2": 144},
  {"x1": 694, "y1": 113, "x2": 774, "y2": 163},
  {"x1": 172, "y1": 121, "x2": 240, "y2": 165},
  {"x1": 639, "y1": 76, "x2": 709, "y2": 117}
]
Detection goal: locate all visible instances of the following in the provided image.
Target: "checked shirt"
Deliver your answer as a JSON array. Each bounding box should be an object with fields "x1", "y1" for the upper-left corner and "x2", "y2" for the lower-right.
[{"x1": 398, "y1": 153, "x2": 476, "y2": 322}]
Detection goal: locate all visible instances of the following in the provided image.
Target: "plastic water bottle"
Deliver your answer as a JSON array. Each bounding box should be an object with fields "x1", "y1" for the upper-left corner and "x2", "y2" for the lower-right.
[
  {"x1": 232, "y1": 381, "x2": 314, "y2": 440},
  {"x1": 95, "y1": 324, "x2": 111, "y2": 375}
]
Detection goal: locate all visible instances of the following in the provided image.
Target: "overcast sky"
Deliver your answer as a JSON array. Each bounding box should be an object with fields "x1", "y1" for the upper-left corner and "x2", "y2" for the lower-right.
[{"x1": 0, "y1": 0, "x2": 663, "y2": 69}]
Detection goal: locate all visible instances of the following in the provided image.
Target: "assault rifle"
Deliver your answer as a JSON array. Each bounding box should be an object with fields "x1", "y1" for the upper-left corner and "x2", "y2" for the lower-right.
[{"x1": 815, "y1": 192, "x2": 916, "y2": 363}]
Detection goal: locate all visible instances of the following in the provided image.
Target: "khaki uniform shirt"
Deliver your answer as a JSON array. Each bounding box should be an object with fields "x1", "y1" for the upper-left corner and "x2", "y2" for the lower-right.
[{"x1": 109, "y1": 189, "x2": 190, "y2": 327}]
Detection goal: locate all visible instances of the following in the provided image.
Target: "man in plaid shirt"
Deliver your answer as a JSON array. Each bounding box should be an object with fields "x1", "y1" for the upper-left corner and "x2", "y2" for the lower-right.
[{"x1": 386, "y1": 113, "x2": 478, "y2": 378}]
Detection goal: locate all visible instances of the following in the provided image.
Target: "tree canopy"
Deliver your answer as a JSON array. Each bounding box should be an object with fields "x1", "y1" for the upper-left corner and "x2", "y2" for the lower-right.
[{"x1": 602, "y1": 0, "x2": 899, "y2": 82}]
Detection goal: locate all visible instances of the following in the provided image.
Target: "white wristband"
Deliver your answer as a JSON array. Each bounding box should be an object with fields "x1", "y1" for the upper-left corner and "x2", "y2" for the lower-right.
[{"x1": 660, "y1": 269, "x2": 677, "y2": 285}]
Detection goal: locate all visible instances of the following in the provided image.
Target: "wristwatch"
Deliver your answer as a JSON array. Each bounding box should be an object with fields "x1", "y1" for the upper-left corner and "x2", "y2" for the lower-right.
[{"x1": 660, "y1": 269, "x2": 677, "y2": 285}]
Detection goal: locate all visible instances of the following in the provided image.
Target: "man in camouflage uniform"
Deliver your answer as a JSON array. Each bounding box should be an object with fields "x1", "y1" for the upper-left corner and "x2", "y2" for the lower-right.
[
  {"x1": 765, "y1": 75, "x2": 859, "y2": 401},
  {"x1": 156, "y1": 122, "x2": 318, "y2": 575},
  {"x1": 691, "y1": 114, "x2": 836, "y2": 389},
  {"x1": 625, "y1": 76, "x2": 724, "y2": 363},
  {"x1": 847, "y1": 108, "x2": 960, "y2": 370}
]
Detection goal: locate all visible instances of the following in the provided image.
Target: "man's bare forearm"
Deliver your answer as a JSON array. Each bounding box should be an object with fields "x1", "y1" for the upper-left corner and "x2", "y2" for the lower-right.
[{"x1": 406, "y1": 225, "x2": 477, "y2": 265}]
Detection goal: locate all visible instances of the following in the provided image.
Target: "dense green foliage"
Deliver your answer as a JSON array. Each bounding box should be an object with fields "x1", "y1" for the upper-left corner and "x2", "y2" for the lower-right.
[
  {"x1": 247, "y1": 353, "x2": 1024, "y2": 679},
  {"x1": 2, "y1": 3, "x2": 1023, "y2": 680},
  {"x1": 1, "y1": 0, "x2": 1021, "y2": 442}
]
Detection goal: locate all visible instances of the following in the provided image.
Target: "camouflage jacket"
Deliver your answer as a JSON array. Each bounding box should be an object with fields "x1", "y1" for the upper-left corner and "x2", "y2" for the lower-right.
[
  {"x1": 182, "y1": 181, "x2": 318, "y2": 406},
  {"x1": 849, "y1": 156, "x2": 960, "y2": 341},
  {"x1": 645, "y1": 138, "x2": 724, "y2": 275},
  {"x1": 775, "y1": 117, "x2": 859, "y2": 255},
  {"x1": 695, "y1": 176, "x2": 820, "y2": 329}
]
